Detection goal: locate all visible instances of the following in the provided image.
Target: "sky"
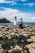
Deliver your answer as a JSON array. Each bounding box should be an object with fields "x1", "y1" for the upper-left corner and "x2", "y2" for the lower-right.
[{"x1": 0, "y1": 0, "x2": 35, "y2": 22}]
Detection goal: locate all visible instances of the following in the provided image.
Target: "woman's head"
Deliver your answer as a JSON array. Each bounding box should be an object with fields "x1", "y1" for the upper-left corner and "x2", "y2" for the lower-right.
[{"x1": 14, "y1": 16, "x2": 17, "y2": 20}]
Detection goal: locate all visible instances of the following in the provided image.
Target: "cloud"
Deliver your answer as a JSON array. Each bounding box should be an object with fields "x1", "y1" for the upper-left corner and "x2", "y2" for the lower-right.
[
  {"x1": 0, "y1": 0, "x2": 34, "y2": 6},
  {"x1": 0, "y1": 0, "x2": 27, "y2": 5},
  {"x1": 0, "y1": 0, "x2": 5, "y2": 2},
  {"x1": 10, "y1": 1, "x2": 16, "y2": 5},
  {"x1": 27, "y1": 3, "x2": 35, "y2": 7},
  {"x1": 24, "y1": 3, "x2": 35, "y2": 7},
  {"x1": 0, "y1": 0, "x2": 35, "y2": 6},
  {"x1": 0, "y1": 0, "x2": 17, "y2": 5},
  {"x1": 21, "y1": 0, "x2": 27, "y2": 2},
  {"x1": 0, "y1": 7, "x2": 35, "y2": 22}
]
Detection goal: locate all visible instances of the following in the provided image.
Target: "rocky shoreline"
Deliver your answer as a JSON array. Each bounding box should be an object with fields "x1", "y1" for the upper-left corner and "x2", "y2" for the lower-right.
[{"x1": 0, "y1": 26, "x2": 35, "y2": 53}]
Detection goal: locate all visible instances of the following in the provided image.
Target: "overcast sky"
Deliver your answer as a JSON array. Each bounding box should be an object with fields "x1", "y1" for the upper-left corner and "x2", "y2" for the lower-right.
[{"x1": 0, "y1": 0, "x2": 35, "y2": 22}]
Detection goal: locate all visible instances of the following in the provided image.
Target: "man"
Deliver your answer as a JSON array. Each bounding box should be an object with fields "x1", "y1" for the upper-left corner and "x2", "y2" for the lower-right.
[{"x1": 19, "y1": 18, "x2": 23, "y2": 28}]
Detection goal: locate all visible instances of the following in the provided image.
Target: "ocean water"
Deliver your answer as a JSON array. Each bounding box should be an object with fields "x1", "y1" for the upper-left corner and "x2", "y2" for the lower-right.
[
  {"x1": 0, "y1": 22, "x2": 35, "y2": 26},
  {"x1": 23, "y1": 22, "x2": 35, "y2": 26},
  {"x1": 0, "y1": 23, "x2": 13, "y2": 26}
]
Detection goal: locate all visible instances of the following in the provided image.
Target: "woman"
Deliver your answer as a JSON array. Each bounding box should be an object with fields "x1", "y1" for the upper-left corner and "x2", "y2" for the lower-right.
[{"x1": 14, "y1": 16, "x2": 17, "y2": 26}]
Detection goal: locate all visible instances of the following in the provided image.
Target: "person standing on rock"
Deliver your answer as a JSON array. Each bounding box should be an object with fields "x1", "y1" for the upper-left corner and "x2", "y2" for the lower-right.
[
  {"x1": 14, "y1": 16, "x2": 17, "y2": 26},
  {"x1": 19, "y1": 18, "x2": 23, "y2": 28}
]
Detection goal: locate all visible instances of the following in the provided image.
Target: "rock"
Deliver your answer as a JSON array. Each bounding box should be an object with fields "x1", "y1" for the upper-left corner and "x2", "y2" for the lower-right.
[
  {"x1": 0, "y1": 26, "x2": 35, "y2": 53},
  {"x1": 29, "y1": 48, "x2": 35, "y2": 53},
  {"x1": 8, "y1": 36, "x2": 11, "y2": 39},
  {"x1": 0, "y1": 44, "x2": 2, "y2": 48},
  {"x1": 0, "y1": 32, "x2": 2, "y2": 37},
  {"x1": 13, "y1": 44, "x2": 23, "y2": 51},
  {"x1": 0, "y1": 48, "x2": 4, "y2": 53},
  {"x1": 31, "y1": 36, "x2": 35, "y2": 42},
  {"x1": 27, "y1": 39, "x2": 33, "y2": 42},
  {"x1": 8, "y1": 49, "x2": 12, "y2": 53},
  {"x1": 12, "y1": 32, "x2": 15, "y2": 36},
  {"x1": 16, "y1": 34, "x2": 20, "y2": 37},
  {"x1": 2, "y1": 31, "x2": 10, "y2": 35},
  {"x1": 26, "y1": 43, "x2": 35, "y2": 53},
  {"x1": 0, "y1": 27, "x2": 2, "y2": 31},
  {"x1": 2, "y1": 27, "x2": 9, "y2": 31},
  {"x1": 8, "y1": 30, "x2": 12, "y2": 33}
]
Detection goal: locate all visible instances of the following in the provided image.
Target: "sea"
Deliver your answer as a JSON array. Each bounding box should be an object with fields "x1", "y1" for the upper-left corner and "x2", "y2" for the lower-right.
[{"x1": 0, "y1": 22, "x2": 35, "y2": 26}]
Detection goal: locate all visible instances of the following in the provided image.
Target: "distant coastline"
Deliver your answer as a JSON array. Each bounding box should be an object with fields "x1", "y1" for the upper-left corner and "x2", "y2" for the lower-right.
[{"x1": 0, "y1": 18, "x2": 11, "y2": 23}]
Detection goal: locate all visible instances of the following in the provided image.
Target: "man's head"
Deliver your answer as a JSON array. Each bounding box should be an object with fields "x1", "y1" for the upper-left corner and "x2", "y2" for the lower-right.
[{"x1": 20, "y1": 18, "x2": 22, "y2": 20}]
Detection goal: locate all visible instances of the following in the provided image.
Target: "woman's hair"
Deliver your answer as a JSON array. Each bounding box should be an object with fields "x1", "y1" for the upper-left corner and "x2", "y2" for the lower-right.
[{"x1": 14, "y1": 16, "x2": 17, "y2": 19}]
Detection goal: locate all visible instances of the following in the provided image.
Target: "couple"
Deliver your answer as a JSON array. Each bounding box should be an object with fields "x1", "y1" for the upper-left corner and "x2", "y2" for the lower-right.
[{"x1": 14, "y1": 16, "x2": 23, "y2": 28}]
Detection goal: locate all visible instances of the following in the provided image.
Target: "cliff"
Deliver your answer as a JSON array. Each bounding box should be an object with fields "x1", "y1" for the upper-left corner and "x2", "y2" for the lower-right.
[{"x1": 0, "y1": 18, "x2": 11, "y2": 23}]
